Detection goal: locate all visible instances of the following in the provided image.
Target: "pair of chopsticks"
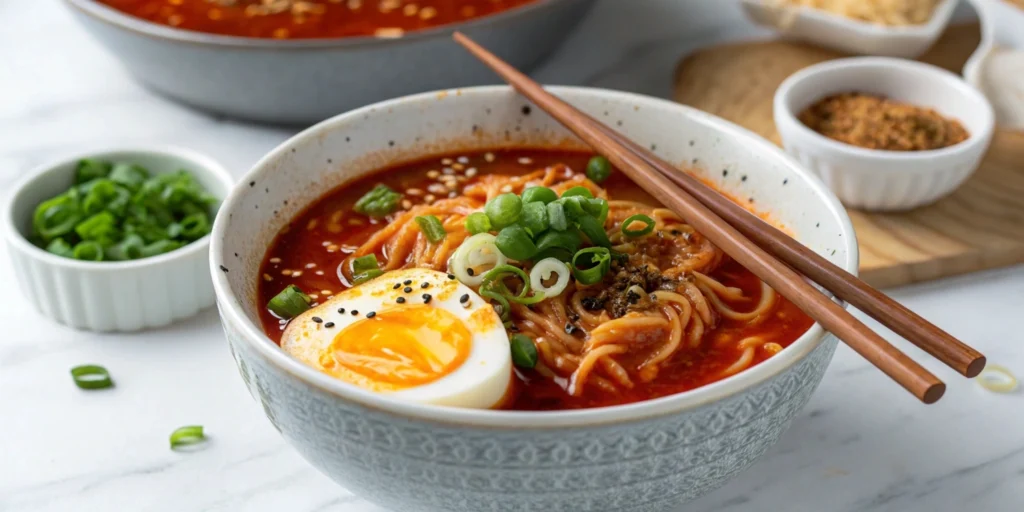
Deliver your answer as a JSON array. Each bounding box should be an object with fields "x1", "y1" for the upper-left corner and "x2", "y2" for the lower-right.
[{"x1": 452, "y1": 32, "x2": 986, "y2": 404}]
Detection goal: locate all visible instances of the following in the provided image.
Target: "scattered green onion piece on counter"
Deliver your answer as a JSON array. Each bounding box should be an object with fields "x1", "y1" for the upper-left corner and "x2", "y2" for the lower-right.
[
  {"x1": 465, "y1": 212, "x2": 492, "y2": 235},
  {"x1": 70, "y1": 364, "x2": 114, "y2": 390},
  {"x1": 547, "y1": 202, "x2": 568, "y2": 231},
  {"x1": 495, "y1": 225, "x2": 537, "y2": 261},
  {"x1": 561, "y1": 186, "x2": 594, "y2": 199},
  {"x1": 510, "y1": 334, "x2": 539, "y2": 369},
  {"x1": 45, "y1": 238, "x2": 75, "y2": 258},
  {"x1": 72, "y1": 240, "x2": 104, "y2": 261},
  {"x1": 75, "y1": 159, "x2": 112, "y2": 184},
  {"x1": 521, "y1": 186, "x2": 558, "y2": 205},
  {"x1": 267, "y1": 284, "x2": 312, "y2": 319},
  {"x1": 485, "y1": 193, "x2": 522, "y2": 229},
  {"x1": 621, "y1": 214, "x2": 656, "y2": 237},
  {"x1": 414, "y1": 215, "x2": 447, "y2": 243},
  {"x1": 351, "y1": 254, "x2": 384, "y2": 284},
  {"x1": 975, "y1": 365, "x2": 1018, "y2": 393},
  {"x1": 572, "y1": 247, "x2": 612, "y2": 285},
  {"x1": 353, "y1": 184, "x2": 402, "y2": 218},
  {"x1": 170, "y1": 425, "x2": 206, "y2": 450},
  {"x1": 576, "y1": 215, "x2": 611, "y2": 248},
  {"x1": 519, "y1": 201, "x2": 548, "y2": 236},
  {"x1": 586, "y1": 156, "x2": 612, "y2": 184}
]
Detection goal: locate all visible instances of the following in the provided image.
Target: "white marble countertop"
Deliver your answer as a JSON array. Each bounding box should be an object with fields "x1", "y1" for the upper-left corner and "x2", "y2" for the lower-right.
[{"x1": 2, "y1": 1, "x2": 1021, "y2": 511}]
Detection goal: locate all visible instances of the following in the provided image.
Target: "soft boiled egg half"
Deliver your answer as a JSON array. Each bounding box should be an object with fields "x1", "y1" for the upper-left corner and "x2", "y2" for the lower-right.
[{"x1": 281, "y1": 268, "x2": 512, "y2": 409}]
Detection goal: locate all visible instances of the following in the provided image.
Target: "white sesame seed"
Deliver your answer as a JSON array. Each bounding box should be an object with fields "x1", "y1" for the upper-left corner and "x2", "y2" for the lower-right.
[
  {"x1": 451, "y1": 163, "x2": 465, "y2": 171},
  {"x1": 445, "y1": 181, "x2": 458, "y2": 191},
  {"x1": 305, "y1": 263, "x2": 317, "y2": 269},
  {"x1": 484, "y1": 152, "x2": 495, "y2": 162},
  {"x1": 282, "y1": 269, "x2": 293, "y2": 276},
  {"x1": 465, "y1": 167, "x2": 478, "y2": 177},
  {"x1": 326, "y1": 244, "x2": 339, "y2": 252},
  {"x1": 441, "y1": 158, "x2": 453, "y2": 165},
  {"x1": 518, "y1": 157, "x2": 533, "y2": 165},
  {"x1": 448, "y1": 191, "x2": 457, "y2": 198},
  {"x1": 321, "y1": 290, "x2": 333, "y2": 296},
  {"x1": 309, "y1": 294, "x2": 319, "y2": 300},
  {"x1": 428, "y1": 183, "x2": 447, "y2": 194},
  {"x1": 424, "y1": 194, "x2": 436, "y2": 203},
  {"x1": 457, "y1": 156, "x2": 469, "y2": 164},
  {"x1": 442, "y1": 167, "x2": 455, "y2": 175},
  {"x1": 316, "y1": 270, "x2": 325, "y2": 276},
  {"x1": 269, "y1": 257, "x2": 282, "y2": 264},
  {"x1": 500, "y1": 185, "x2": 513, "y2": 193},
  {"x1": 322, "y1": 241, "x2": 331, "y2": 247},
  {"x1": 292, "y1": 270, "x2": 303, "y2": 277},
  {"x1": 263, "y1": 273, "x2": 273, "y2": 281},
  {"x1": 406, "y1": 188, "x2": 423, "y2": 196},
  {"x1": 426, "y1": 170, "x2": 440, "y2": 179},
  {"x1": 402, "y1": 199, "x2": 413, "y2": 209}
]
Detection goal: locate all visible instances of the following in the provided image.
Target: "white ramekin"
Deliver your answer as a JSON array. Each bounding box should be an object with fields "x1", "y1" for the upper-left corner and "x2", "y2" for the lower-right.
[
  {"x1": 3, "y1": 146, "x2": 235, "y2": 332},
  {"x1": 741, "y1": 0, "x2": 957, "y2": 59},
  {"x1": 774, "y1": 57, "x2": 995, "y2": 211}
]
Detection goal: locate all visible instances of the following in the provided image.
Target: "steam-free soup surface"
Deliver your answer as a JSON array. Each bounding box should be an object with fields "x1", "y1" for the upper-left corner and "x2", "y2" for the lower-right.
[{"x1": 258, "y1": 149, "x2": 813, "y2": 410}]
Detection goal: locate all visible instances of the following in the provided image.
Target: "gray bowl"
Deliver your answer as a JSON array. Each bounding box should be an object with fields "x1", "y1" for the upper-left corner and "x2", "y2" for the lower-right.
[
  {"x1": 63, "y1": 0, "x2": 593, "y2": 124},
  {"x1": 210, "y1": 86, "x2": 858, "y2": 512}
]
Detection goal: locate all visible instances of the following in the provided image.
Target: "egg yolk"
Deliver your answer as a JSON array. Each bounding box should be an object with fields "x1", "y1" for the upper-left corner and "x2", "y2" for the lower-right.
[{"x1": 319, "y1": 305, "x2": 472, "y2": 391}]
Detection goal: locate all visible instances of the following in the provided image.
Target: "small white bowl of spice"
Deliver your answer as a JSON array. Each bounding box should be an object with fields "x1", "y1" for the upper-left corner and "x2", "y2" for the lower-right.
[
  {"x1": 3, "y1": 146, "x2": 234, "y2": 331},
  {"x1": 742, "y1": 0, "x2": 958, "y2": 58},
  {"x1": 774, "y1": 57, "x2": 995, "y2": 211}
]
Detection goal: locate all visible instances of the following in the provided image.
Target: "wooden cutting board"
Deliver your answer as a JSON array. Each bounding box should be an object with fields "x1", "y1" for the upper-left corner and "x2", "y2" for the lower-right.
[{"x1": 673, "y1": 23, "x2": 1024, "y2": 288}]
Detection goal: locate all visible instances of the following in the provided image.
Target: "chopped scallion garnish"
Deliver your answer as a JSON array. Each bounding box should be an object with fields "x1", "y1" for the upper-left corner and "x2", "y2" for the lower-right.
[
  {"x1": 267, "y1": 285, "x2": 312, "y2": 319},
  {"x1": 414, "y1": 215, "x2": 447, "y2": 243},
  {"x1": 621, "y1": 214, "x2": 656, "y2": 237},
  {"x1": 585, "y1": 156, "x2": 612, "y2": 184},
  {"x1": 70, "y1": 364, "x2": 114, "y2": 390},
  {"x1": 510, "y1": 334, "x2": 538, "y2": 369},
  {"x1": 353, "y1": 184, "x2": 402, "y2": 218},
  {"x1": 170, "y1": 425, "x2": 206, "y2": 450},
  {"x1": 572, "y1": 247, "x2": 612, "y2": 285}
]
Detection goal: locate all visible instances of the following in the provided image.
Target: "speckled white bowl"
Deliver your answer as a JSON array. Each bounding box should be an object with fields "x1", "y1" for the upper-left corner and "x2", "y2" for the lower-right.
[
  {"x1": 210, "y1": 86, "x2": 857, "y2": 512},
  {"x1": 4, "y1": 146, "x2": 234, "y2": 331}
]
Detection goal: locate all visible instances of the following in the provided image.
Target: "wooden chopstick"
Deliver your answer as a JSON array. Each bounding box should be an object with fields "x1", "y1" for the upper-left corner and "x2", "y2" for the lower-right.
[
  {"x1": 453, "y1": 31, "x2": 946, "y2": 404},
  {"x1": 594, "y1": 121, "x2": 986, "y2": 378}
]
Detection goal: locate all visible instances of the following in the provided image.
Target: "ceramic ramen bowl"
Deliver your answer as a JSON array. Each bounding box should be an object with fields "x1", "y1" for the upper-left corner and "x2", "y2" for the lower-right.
[{"x1": 210, "y1": 86, "x2": 857, "y2": 512}]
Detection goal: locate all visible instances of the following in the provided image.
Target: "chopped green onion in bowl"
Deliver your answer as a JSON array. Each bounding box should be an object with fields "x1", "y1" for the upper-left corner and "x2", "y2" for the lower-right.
[{"x1": 29, "y1": 159, "x2": 217, "y2": 262}]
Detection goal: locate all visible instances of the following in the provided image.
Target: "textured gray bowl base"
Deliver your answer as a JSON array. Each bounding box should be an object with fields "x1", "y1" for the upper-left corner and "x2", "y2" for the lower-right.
[
  {"x1": 69, "y1": 0, "x2": 592, "y2": 124},
  {"x1": 225, "y1": 316, "x2": 837, "y2": 512}
]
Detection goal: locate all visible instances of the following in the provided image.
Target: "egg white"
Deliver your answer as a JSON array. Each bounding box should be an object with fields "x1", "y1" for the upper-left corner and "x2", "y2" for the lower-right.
[{"x1": 281, "y1": 268, "x2": 512, "y2": 409}]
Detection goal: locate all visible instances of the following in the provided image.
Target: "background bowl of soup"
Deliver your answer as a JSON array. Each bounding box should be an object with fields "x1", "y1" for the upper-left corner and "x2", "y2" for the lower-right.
[
  {"x1": 210, "y1": 86, "x2": 857, "y2": 512},
  {"x1": 62, "y1": 0, "x2": 593, "y2": 124}
]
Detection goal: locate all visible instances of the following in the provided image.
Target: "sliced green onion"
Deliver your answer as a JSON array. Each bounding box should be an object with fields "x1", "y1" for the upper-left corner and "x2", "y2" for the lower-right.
[
  {"x1": 179, "y1": 212, "x2": 211, "y2": 241},
  {"x1": 108, "y1": 163, "x2": 150, "y2": 191},
  {"x1": 583, "y1": 197, "x2": 609, "y2": 225},
  {"x1": 70, "y1": 364, "x2": 113, "y2": 390},
  {"x1": 547, "y1": 202, "x2": 568, "y2": 231},
  {"x1": 495, "y1": 225, "x2": 537, "y2": 261},
  {"x1": 521, "y1": 186, "x2": 558, "y2": 205},
  {"x1": 414, "y1": 215, "x2": 447, "y2": 243},
  {"x1": 558, "y1": 196, "x2": 587, "y2": 219},
  {"x1": 535, "y1": 229, "x2": 582, "y2": 255},
  {"x1": 351, "y1": 254, "x2": 384, "y2": 284},
  {"x1": 465, "y1": 212, "x2": 492, "y2": 235},
  {"x1": 82, "y1": 179, "x2": 119, "y2": 216},
  {"x1": 484, "y1": 193, "x2": 522, "y2": 229},
  {"x1": 530, "y1": 258, "x2": 571, "y2": 298},
  {"x1": 354, "y1": 184, "x2": 402, "y2": 218},
  {"x1": 450, "y1": 233, "x2": 506, "y2": 286},
  {"x1": 72, "y1": 241, "x2": 104, "y2": 261},
  {"x1": 75, "y1": 211, "x2": 119, "y2": 244},
  {"x1": 561, "y1": 186, "x2": 594, "y2": 199},
  {"x1": 33, "y1": 194, "x2": 82, "y2": 241},
  {"x1": 622, "y1": 214, "x2": 656, "y2": 237},
  {"x1": 75, "y1": 159, "x2": 112, "y2": 184},
  {"x1": 576, "y1": 215, "x2": 611, "y2": 248},
  {"x1": 45, "y1": 238, "x2": 75, "y2": 258},
  {"x1": 519, "y1": 201, "x2": 548, "y2": 236},
  {"x1": 510, "y1": 334, "x2": 538, "y2": 369},
  {"x1": 572, "y1": 247, "x2": 612, "y2": 285},
  {"x1": 106, "y1": 234, "x2": 145, "y2": 261},
  {"x1": 267, "y1": 284, "x2": 312, "y2": 320},
  {"x1": 481, "y1": 287, "x2": 511, "y2": 321},
  {"x1": 976, "y1": 364, "x2": 1018, "y2": 393},
  {"x1": 170, "y1": 425, "x2": 206, "y2": 450},
  {"x1": 480, "y1": 265, "x2": 544, "y2": 305},
  {"x1": 139, "y1": 240, "x2": 183, "y2": 258},
  {"x1": 586, "y1": 156, "x2": 612, "y2": 184}
]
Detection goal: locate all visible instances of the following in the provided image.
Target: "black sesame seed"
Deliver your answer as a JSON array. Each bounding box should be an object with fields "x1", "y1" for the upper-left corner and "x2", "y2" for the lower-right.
[
  {"x1": 366, "y1": 311, "x2": 376, "y2": 318},
  {"x1": 783, "y1": 178, "x2": 789, "y2": 185},
  {"x1": 249, "y1": 181, "x2": 255, "y2": 187},
  {"x1": 467, "y1": 268, "x2": 475, "y2": 276},
  {"x1": 689, "y1": 140, "x2": 695, "y2": 146},
  {"x1": 459, "y1": 294, "x2": 470, "y2": 303},
  {"x1": 312, "y1": 316, "x2": 323, "y2": 323},
  {"x1": 403, "y1": 279, "x2": 412, "y2": 285},
  {"x1": 508, "y1": 325, "x2": 519, "y2": 332},
  {"x1": 421, "y1": 282, "x2": 430, "y2": 289},
  {"x1": 422, "y1": 294, "x2": 432, "y2": 304},
  {"x1": 351, "y1": 310, "x2": 359, "y2": 316},
  {"x1": 522, "y1": 105, "x2": 532, "y2": 115},
  {"x1": 219, "y1": 265, "x2": 229, "y2": 273},
  {"x1": 396, "y1": 297, "x2": 406, "y2": 304},
  {"x1": 671, "y1": 229, "x2": 682, "y2": 236},
  {"x1": 404, "y1": 287, "x2": 413, "y2": 293},
  {"x1": 741, "y1": 175, "x2": 748, "y2": 182},
  {"x1": 564, "y1": 323, "x2": 578, "y2": 335},
  {"x1": 393, "y1": 283, "x2": 401, "y2": 289},
  {"x1": 447, "y1": 273, "x2": 456, "y2": 280},
  {"x1": 337, "y1": 308, "x2": 345, "y2": 314},
  {"x1": 324, "y1": 322, "x2": 335, "y2": 328},
  {"x1": 388, "y1": 140, "x2": 395, "y2": 147}
]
